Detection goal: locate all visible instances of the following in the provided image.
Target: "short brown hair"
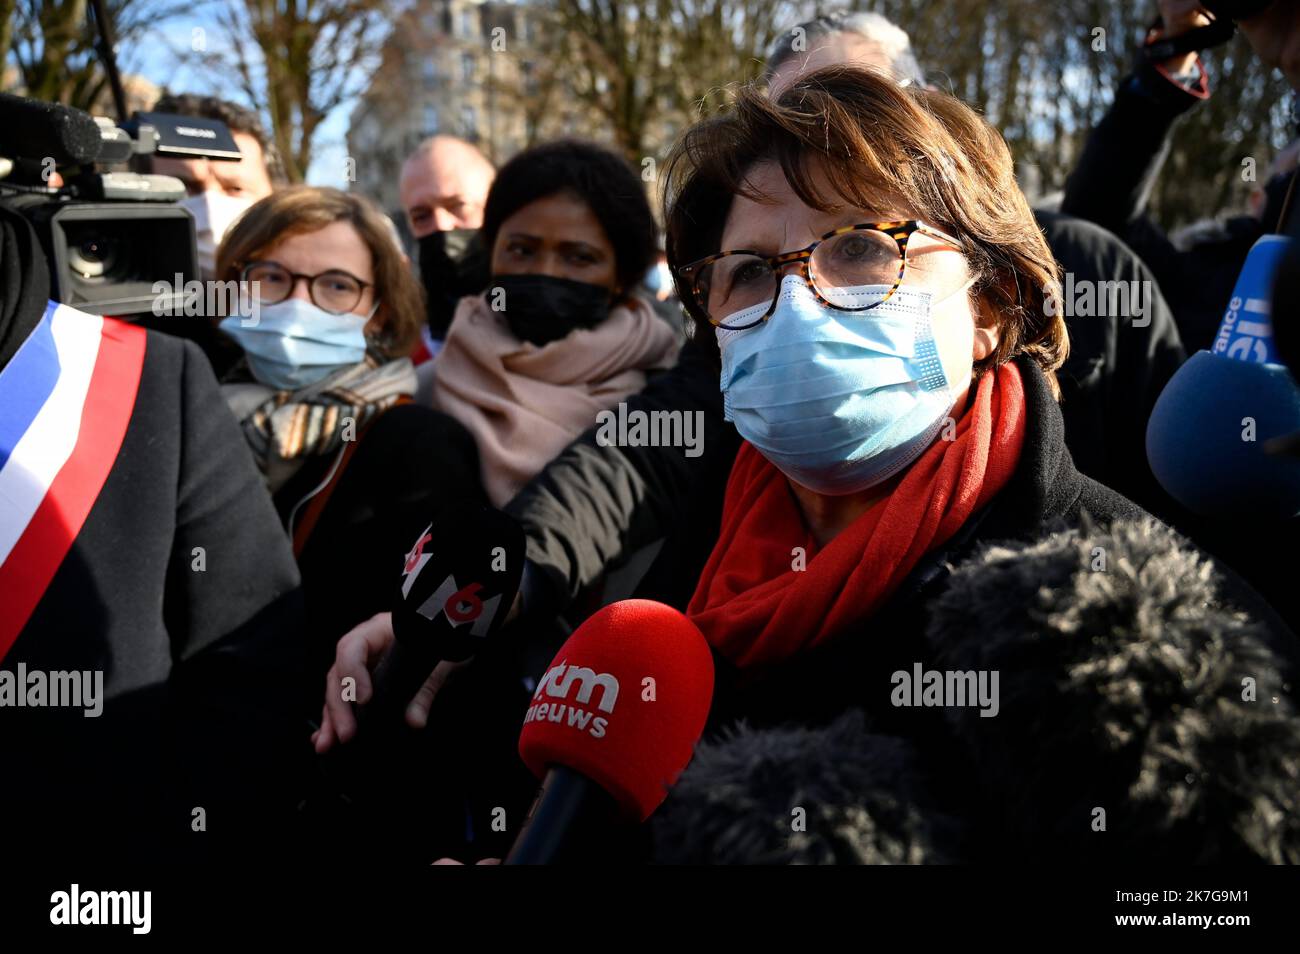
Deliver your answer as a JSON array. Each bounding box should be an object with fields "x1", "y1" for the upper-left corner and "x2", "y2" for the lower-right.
[
  {"x1": 665, "y1": 66, "x2": 1068, "y2": 398},
  {"x1": 216, "y1": 185, "x2": 424, "y2": 359}
]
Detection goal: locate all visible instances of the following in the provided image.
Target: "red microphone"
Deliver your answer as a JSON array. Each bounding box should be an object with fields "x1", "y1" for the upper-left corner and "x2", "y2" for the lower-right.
[{"x1": 505, "y1": 599, "x2": 714, "y2": 864}]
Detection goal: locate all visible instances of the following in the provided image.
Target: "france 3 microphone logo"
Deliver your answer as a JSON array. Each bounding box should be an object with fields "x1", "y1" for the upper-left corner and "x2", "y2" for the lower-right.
[
  {"x1": 524, "y1": 660, "x2": 618, "y2": 739},
  {"x1": 1213, "y1": 235, "x2": 1288, "y2": 365},
  {"x1": 399, "y1": 523, "x2": 500, "y2": 637}
]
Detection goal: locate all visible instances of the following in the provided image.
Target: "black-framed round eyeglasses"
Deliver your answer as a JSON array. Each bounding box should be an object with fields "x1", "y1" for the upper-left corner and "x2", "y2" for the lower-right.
[
  {"x1": 240, "y1": 260, "x2": 374, "y2": 316},
  {"x1": 676, "y1": 219, "x2": 964, "y2": 331}
]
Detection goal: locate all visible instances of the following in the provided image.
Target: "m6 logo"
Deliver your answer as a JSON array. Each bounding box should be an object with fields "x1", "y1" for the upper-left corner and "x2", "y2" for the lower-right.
[
  {"x1": 418, "y1": 575, "x2": 500, "y2": 636},
  {"x1": 443, "y1": 581, "x2": 485, "y2": 623}
]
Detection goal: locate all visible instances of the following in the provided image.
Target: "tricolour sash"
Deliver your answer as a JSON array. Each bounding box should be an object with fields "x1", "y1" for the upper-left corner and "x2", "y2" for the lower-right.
[{"x1": 0, "y1": 302, "x2": 146, "y2": 661}]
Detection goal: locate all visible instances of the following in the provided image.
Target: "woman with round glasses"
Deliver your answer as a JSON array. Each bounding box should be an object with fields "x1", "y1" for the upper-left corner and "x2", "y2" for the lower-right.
[
  {"x1": 214, "y1": 185, "x2": 488, "y2": 688},
  {"x1": 305, "y1": 68, "x2": 1296, "y2": 863},
  {"x1": 667, "y1": 72, "x2": 1074, "y2": 613},
  {"x1": 646, "y1": 66, "x2": 1300, "y2": 861},
  {"x1": 663, "y1": 69, "x2": 1148, "y2": 709}
]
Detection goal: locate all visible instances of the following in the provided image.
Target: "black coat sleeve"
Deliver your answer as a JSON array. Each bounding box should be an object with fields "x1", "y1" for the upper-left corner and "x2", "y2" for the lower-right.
[
  {"x1": 504, "y1": 333, "x2": 740, "y2": 614},
  {"x1": 1059, "y1": 66, "x2": 1213, "y2": 299},
  {"x1": 162, "y1": 338, "x2": 310, "y2": 840},
  {"x1": 1060, "y1": 65, "x2": 1203, "y2": 235},
  {"x1": 1036, "y1": 211, "x2": 1186, "y2": 519}
]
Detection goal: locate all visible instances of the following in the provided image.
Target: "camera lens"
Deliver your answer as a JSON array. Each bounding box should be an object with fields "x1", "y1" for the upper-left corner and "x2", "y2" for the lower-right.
[{"x1": 66, "y1": 232, "x2": 120, "y2": 280}]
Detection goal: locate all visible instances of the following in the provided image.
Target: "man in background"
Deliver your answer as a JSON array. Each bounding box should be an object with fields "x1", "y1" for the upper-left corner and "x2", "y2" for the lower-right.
[
  {"x1": 148, "y1": 93, "x2": 285, "y2": 279},
  {"x1": 140, "y1": 93, "x2": 287, "y2": 376},
  {"x1": 399, "y1": 135, "x2": 494, "y2": 347}
]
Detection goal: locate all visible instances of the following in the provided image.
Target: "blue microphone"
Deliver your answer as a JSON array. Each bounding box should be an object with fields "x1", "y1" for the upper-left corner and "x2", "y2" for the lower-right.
[{"x1": 1146, "y1": 235, "x2": 1300, "y2": 519}]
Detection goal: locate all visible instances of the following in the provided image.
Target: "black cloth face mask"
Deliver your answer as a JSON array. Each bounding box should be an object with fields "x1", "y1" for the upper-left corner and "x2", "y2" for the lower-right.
[
  {"x1": 419, "y1": 228, "x2": 481, "y2": 339},
  {"x1": 418, "y1": 228, "x2": 478, "y2": 296},
  {"x1": 420, "y1": 227, "x2": 477, "y2": 264},
  {"x1": 488, "y1": 273, "x2": 613, "y2": 346}
]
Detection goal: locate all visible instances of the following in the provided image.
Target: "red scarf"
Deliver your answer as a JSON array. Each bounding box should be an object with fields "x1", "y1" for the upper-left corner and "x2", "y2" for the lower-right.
[{"x1": 687, "y1": 362, "x2": 1026, "y2": 668}]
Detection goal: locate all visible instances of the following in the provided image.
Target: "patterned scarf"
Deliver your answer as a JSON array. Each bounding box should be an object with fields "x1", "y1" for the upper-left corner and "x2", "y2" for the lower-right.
[{"x1": 223, "y1": 352, "x2": 417, "y2": 493}]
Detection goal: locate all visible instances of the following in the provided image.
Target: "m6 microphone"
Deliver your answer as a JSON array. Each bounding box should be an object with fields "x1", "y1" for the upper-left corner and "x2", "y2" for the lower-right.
[
  {"x1": 1146, "y1": 235, "x2": 1300, "y2": 517},
  {"x1": 361, "y1": 504, "x2": 525, "y2": 729},
  {"x1": 505, "y1": 599, "x2": 715, "y2": 864}
]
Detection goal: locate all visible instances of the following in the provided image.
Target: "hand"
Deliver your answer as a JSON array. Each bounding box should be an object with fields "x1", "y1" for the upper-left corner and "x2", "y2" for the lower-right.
[
  {"x1": 311, "y1": 612, "x2": 473, "y2": 753},
  {"x1": 313, "y1": 612, "x2": 394, "y2": 753},
  {"x1": 1154, "y1": 0, "x2": 1212, "y2": 75},
  {"x1": 404, "y1": 657, "x2": 473, "y2": 730},
  {"x1": 1158, "y1": 0, "x2": 1211, "y2": 36}
]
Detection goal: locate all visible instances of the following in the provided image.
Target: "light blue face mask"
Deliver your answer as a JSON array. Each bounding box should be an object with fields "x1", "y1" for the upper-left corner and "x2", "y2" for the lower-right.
[
  {"x1": 717, "y1": 274, "x2": 972, "y2": 495},
  {"x1": 219, "y1": 297, "x2": 376, "y2": 391}
]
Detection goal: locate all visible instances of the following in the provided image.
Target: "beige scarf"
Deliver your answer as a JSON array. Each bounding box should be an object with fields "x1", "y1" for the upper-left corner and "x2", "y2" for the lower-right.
[{"x1": 430, "y1": 292, "x2": 680, "y2": 506}]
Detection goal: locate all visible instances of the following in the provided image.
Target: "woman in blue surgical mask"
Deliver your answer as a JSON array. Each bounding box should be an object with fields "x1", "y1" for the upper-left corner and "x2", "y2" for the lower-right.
[
  {"x1": 662, "y1": 68, "x2": 1158, "y2": 670},
  {"x1": 214, "y1": 185, "x2": 490, "y2": 691},
  {"x1": 311, "y1": 69, "x2": 1297, "y2": 864},
  {"x1": 651, "y1": 69, "x2": 1288, "y2": 860}
]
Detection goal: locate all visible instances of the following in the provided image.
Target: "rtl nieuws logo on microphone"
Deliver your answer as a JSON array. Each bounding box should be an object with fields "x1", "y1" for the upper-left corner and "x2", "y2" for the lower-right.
[{"x1": 524, "y1": 660, "x2": 618, "y2": 739}]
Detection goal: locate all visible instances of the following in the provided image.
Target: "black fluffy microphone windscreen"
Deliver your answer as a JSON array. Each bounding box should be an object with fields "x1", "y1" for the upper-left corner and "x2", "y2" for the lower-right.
[
  {"x1": 651, "y1": 710, "x2": 960, "y2": 864},
  {"x1": 925, "y1": 517, "x2": 1300, "y2": 863},
  {"x1": 655, "y1": 518, "x2": 1300, "y2": 864},
  {"x1": 0, "y1": 94, "x2": 103, "y2": 165}
]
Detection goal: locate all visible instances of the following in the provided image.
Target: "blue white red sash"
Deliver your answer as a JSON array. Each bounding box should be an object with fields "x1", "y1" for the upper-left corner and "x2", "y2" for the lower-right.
[{"x1": 0, "y1": 302, "x2": 146, "y2": 661}]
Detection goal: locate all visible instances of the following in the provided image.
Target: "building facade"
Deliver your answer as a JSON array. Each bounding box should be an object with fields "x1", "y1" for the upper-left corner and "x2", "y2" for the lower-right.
[{"x1": 347, "y1": 0, "x2": 600, "y2": 240}]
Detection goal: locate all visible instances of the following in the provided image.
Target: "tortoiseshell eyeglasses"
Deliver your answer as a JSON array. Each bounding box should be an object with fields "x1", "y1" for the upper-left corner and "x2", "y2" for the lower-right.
[{"x1": 676, "y1": 219, "x2": 964, "y2": 330}]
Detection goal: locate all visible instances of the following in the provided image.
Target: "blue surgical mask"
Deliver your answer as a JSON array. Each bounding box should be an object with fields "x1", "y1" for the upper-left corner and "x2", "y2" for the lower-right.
[
  {"x1": 717, "y1": 275, "x2": 972, "y2": 495},
  {"x1": 643, "y1": 260, "x2": 674, "y2": 295},
  {"x1": 219, "y1": 297, "x2": 375, "y2": 391}
]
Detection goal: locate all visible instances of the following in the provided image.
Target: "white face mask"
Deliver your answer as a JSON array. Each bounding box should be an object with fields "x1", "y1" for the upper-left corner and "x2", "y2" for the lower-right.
[{"x1": 180, "y1": 192, "x2": 257, "y2": 278}]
